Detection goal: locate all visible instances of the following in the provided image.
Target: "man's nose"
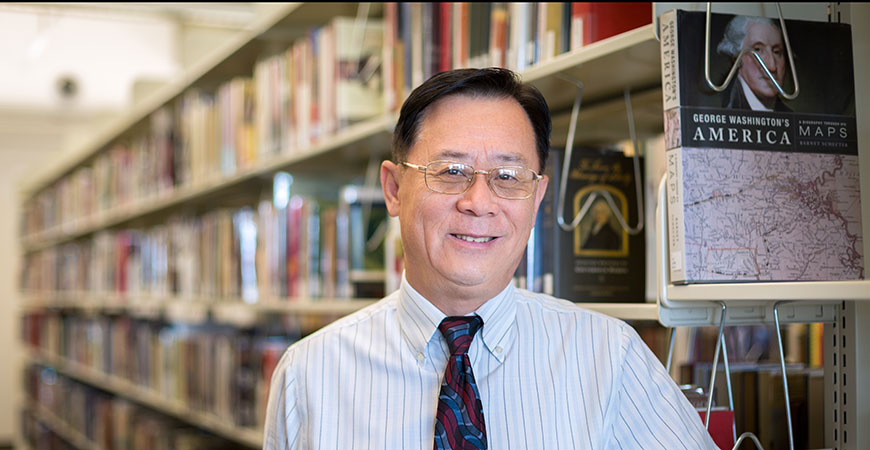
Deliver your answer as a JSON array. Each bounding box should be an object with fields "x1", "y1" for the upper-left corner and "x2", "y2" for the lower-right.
[
  {"x1": 456, "y1": 172, "x2": 498, "y2": 216},
  {"x1": 758, "y1": 49, "x2": 777, "y2": 73}
]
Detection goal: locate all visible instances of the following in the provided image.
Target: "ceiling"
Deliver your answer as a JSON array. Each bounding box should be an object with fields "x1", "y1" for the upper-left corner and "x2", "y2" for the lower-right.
[{"x1": 0, "y1": 3, "x2": 266, "y2": 156}]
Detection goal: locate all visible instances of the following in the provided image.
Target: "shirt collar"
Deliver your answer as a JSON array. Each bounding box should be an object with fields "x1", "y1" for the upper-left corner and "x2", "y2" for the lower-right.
[
  {"x1": 738, "y1": 74, "x2": 773, "y2": 112},
  {"x1": 397, "y1": 273, "x2": 517, "y2": 363}
]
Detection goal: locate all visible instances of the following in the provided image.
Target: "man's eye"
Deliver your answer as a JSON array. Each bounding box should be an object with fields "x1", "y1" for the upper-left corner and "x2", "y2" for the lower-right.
[
  {"x1": 437, "y1": 166, "x2": 468, "y2": 178},
  {"x1": 496, "y1": 171, "x2": 519, "y2": 182}
]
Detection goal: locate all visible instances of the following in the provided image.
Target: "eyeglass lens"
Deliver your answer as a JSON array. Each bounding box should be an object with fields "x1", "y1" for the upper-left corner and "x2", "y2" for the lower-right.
[{"x1": 424, "y1": 162, "x2": 536, "y2": 199}]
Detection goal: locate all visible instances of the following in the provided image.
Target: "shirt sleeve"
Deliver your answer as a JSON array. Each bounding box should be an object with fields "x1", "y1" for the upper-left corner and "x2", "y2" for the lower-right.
[
  {"x1": 605, "y1": 323, "x2": 719, "y2": 450},
  {"x1": 263, "y1": 349, "x2": 302, "y2": 450}
]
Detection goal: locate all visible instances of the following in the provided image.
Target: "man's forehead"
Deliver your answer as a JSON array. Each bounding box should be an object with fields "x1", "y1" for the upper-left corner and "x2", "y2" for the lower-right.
[{"x1": 744, "y1": 21, "x2": 781, "y2": 41}]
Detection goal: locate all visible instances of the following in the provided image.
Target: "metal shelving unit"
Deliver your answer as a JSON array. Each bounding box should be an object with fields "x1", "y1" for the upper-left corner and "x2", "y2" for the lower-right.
[{"x1": 654, "y1": 174, "x2": 870, "y2": 450}]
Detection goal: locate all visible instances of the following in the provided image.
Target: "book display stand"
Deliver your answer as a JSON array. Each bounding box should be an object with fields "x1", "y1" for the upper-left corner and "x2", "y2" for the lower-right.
[{"x1": 657, "y1": 171, "x2": 869, "y2": 449}]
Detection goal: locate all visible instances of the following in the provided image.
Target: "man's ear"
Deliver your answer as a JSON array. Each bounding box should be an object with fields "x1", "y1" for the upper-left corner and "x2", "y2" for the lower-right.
[{"x1": 381, "y1": 160, "x2": 402, "y2": 217}]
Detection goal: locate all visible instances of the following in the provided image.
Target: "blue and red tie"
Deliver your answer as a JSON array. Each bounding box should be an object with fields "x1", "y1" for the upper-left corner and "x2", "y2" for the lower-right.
[{"x1": 434, "y1": 315, "x2": 487, "y2": 450}]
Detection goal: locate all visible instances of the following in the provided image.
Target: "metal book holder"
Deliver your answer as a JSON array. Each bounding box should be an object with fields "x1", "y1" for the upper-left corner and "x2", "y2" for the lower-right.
[
  {"x1": 703, "y1": 2, "x2": 800, "y2": 100},
  {"x1": 553, "y1": 76, "x2": 644, "y2": 235},
  {"x1": 656, "y1": 176, "x2": 870, "y2": 450},
  {"x1": 653, "y1": 2, "x2": 802, "y2": 101}
]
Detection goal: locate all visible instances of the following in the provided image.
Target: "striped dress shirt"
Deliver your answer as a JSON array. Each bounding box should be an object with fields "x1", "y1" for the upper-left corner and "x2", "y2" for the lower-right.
[{"x1": 264, "y1": 278, "x2": 718, "y2": 449}]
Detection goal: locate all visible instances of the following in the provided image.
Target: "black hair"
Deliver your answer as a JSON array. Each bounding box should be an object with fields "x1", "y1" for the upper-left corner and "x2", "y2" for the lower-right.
[{"x1": 392, "y1": 67, "x2": 551, "y2": 172}]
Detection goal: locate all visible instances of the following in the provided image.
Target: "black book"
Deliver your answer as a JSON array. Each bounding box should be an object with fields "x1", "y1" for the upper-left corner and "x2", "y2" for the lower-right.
[{"x1": 528, "y1": 148, "x2": 645, "y2": 302}]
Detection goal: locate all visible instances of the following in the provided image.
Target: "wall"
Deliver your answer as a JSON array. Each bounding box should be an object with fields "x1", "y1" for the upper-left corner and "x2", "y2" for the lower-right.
[
  {"x1": 0, "y1": 148, "x2": 60, "y2": 443},
  {"x1": 0, "y1": 5, "x2": 179, "y2": 112}
]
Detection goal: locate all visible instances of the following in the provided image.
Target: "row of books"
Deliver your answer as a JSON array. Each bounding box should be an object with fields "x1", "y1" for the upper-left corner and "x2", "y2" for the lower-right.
[
  {"x1": 22, "y1": 310, "x2": 295, "y2": 431},
  {"x1": 684, "y1": 323, "x2": 825, "y2": 371},
  {"x1": 22, "y1": 2, "x2": 653, "y2": 240},
  {"x1": 23, "y1": 365, "x2": 243, "y2": 450},
  {"x1": 21, "y1": 12, "x2": 385, "y2": 239},
  {"x1": 21, "y1": 182, "x2": 389, "y2": 302},
  {"x1": 382, "y1": 3, "x2": 651, "y2": 109}
]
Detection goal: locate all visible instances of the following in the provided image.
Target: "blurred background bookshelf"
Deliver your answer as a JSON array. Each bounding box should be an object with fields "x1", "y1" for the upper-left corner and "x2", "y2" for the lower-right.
[{"x1": 4, "y1": 2, "x2": 869, "y2": 450}]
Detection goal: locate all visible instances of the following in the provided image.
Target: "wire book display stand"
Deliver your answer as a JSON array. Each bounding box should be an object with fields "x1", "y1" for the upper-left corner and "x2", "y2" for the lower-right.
[{"x1": 654, "y1": 5, "x2": 868, "y2": 447}]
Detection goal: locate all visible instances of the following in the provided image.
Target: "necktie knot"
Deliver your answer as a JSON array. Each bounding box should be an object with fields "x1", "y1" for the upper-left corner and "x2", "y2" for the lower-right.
[{"x1": 438, "y1": 315, "x2": 483, "y2": 355}]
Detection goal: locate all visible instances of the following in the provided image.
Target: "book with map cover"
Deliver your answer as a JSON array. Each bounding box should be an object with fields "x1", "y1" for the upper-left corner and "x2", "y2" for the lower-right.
[{"x1": 659, "y1": 9, "x2": 864, "y2": 283}]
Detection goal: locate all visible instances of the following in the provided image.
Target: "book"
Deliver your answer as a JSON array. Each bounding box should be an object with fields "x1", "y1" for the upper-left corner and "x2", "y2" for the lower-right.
[
  {"x1": 527, "y1": 147, "x2": 645, "y2": 302},
  {"x1": 331, "y1": 16, "x2": 385, "y2": 127},
  {"x1": 338, "y1": 185, "x2": 388, "y2": 299},
  {"x1": 571, "y1": 3, "x2": 652, "y2": 50},
  {"x1": 660, "y1": 9, "x2": 864, "y2": 283}
]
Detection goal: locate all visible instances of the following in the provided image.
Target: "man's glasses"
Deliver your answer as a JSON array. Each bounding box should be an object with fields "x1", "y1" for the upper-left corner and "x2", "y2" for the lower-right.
[{"x1": 402, "y1": 160, "x2": 542, "y2": 200}]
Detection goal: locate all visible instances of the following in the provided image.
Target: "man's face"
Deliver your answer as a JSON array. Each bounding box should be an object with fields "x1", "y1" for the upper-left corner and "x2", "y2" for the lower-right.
[
  {"x1": 593, "y1": 201, "x2": 610, "y2": 226},
  {"x1": 738, "y1": 21, "x2": 786, "y2": 102},
  {"x1": 381, "y1": 95, "x2": 547, "y2": 307}
]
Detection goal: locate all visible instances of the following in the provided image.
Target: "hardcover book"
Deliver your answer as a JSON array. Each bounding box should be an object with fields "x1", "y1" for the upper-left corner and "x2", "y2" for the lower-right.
[
  {"x1": 660, "y1": 9, "x2": 864, "y2": 283},
  {"x1": 526, "y1": 148, "x2": 645, "y2": 302}
]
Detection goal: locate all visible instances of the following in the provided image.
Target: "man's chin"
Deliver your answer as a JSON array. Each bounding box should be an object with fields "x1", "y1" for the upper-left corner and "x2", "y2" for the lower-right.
[{"x1": 438, "y1": 267, "x2": 500, "y2": 292}]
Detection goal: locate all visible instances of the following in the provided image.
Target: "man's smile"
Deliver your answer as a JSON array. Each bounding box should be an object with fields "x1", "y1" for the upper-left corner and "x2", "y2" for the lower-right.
[{"x1": 450, "y1": 233, "x2": 497, "y2": 244}]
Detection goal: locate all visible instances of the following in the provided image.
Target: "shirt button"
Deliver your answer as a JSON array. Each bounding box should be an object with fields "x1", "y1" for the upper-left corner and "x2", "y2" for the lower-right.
[
  {"x1": 495, "y1": 346, "x2": 503, "y2": 354},
  {"x1": 416, "y1": 353, "x2": 425, "y2": 362}
]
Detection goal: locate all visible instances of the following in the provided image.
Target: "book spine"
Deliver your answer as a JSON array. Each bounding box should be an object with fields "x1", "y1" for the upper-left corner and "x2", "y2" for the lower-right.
[
  {"x1": 660, "y1": 10, "x2": 680, "y2": 112},
  {"x1": 659, "y1": 9, "x2": 686, "y2": 283},
  {"x1": 383, "y1": 2, "x2": 397, "y2": 111},
  {"x1": 410, "y1": 3, "x2": 424, "y2": 88},
  {"x1": 439, "y1": 2, "x2": 452, "y2": 72}
]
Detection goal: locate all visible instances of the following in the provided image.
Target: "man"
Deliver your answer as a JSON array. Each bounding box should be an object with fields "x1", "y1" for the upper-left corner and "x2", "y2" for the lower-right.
[
  {"x1": 264, "y1": 68, "x2": 717, "y2": 449},
  {"x1": 581, "y1": 198, "x2": 622, "y2": 251},
  {"x1": 717, "y1": 16, "x2": 792, "y2": 112}
]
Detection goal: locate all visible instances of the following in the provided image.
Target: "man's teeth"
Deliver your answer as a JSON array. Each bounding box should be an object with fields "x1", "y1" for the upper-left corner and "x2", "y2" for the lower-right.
[{"x1": 454, "y1": 234, "x2": 494, "y2": 243}]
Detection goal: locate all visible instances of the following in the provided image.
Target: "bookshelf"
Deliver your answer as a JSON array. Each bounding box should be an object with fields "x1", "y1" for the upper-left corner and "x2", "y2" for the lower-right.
[
  {"x1": 25, "y1": 401, "x2": 101, "y2": 450},
  {"x1": 16, "y1": 4, "x2": 668, "y2": 449},
  {"x1": 20, "y1": 24, "x2": 664, "y2": 253},
  {"x1": 27, "y1": 349, "x2": 263, "y2": 448}
]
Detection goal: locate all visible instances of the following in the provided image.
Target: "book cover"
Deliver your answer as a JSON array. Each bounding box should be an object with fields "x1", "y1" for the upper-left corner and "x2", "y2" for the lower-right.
[
  {"x1": 529, "y1": 148, "x2": 645, "y2": 302},
  {"x1": 332, "y1": 16, "x2": 384, "y2": 126},
  {"x1": 660, "y1": 9, "x2": 864, "y2": 283}
]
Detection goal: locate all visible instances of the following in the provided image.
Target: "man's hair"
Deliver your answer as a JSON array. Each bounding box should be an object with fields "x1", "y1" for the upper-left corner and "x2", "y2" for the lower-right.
[
  {"x1": 716, "y1": 16, "x2": 780, "y2": 59},
  {"x1": 392, "y1": 67, "x2": 551, "y2": 172}
]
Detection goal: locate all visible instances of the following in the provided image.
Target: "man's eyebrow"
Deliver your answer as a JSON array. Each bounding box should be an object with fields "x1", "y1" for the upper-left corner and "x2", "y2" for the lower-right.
[
  {"x1": 432, "y1": 150, "x2": 470, "y2": 161},
  {"x1": 495, "y1": 153, "x2": 527, "y2": 164},
  {"x1": 431, "y1": 149, "x2": 529, "y2": 165}
]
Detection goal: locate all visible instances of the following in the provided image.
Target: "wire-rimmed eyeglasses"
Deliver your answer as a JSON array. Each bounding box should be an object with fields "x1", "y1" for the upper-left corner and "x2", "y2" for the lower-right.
[{"x1": 402, "y1": 160, "x2": 543, "y2": 200}]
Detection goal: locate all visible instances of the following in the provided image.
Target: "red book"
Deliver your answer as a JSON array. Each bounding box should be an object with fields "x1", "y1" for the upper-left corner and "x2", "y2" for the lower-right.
[
  {"x1": 699, "y1": 409, "x2": 735, "y2": 450},
  {"x1": 287, "y1": 196, "x2": 303, "y2": 298},
  {"x1": 572, "y1": 2, "x2": 651, "y2": 48},
  {"x1": 439, "y1": 3, "x2": 452, "y2": 72}
]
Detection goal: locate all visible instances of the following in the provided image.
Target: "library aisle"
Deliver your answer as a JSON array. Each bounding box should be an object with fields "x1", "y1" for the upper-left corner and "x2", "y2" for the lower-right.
[{"x1": 3, "y1": 3, "x2": 869, "y2": 450}]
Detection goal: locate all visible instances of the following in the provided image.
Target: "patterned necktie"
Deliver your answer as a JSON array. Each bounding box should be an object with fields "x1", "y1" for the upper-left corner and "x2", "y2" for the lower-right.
[{"x1": 434, "y1": 315, "x2": 487, "y2": 450}]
